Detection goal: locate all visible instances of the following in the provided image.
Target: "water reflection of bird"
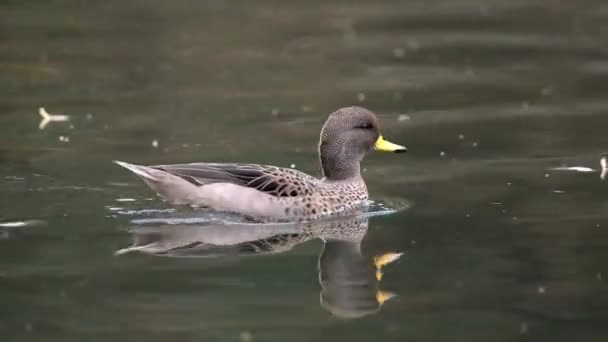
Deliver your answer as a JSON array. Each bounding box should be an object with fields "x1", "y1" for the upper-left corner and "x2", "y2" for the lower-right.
[
  {"x1": 116, "y1": 214, "x2": 402, "y2": 319},
  {"x1": 114, "y1": 107, "x2": 406, "y2": 222}
]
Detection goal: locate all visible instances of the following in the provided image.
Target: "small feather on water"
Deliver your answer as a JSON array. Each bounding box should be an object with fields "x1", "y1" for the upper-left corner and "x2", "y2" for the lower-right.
[{"x1": 38, "y1": 107, "x2": 70, "y2": 129}]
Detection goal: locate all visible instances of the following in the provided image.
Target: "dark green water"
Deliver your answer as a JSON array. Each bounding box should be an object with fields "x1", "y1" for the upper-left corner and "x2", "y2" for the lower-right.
[{"x1": 2, "y1": 0, "x2": 608, "y2": 341}]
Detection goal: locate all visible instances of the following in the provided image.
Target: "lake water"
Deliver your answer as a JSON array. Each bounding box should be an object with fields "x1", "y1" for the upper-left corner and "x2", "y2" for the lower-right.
[{"x1": 2, "y1": 1, "x2": 608, "y2": 341}]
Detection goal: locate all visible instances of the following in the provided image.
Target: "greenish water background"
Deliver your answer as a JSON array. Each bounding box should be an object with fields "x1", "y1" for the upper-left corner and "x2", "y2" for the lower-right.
[{"x1": 2, "y1": 0, "x2": 608, "y2": 341}]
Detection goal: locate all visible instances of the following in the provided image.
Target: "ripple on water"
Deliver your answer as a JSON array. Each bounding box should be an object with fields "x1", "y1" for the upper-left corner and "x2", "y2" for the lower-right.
[{"x1": 109, "y1": 197, "x2": 411, "y2": 226}]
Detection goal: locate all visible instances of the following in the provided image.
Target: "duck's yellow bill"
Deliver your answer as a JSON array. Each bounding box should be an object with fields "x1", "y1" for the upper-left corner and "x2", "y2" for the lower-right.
[{"x1": 374, "y1": 135, "x2": 407, "y2": 153}]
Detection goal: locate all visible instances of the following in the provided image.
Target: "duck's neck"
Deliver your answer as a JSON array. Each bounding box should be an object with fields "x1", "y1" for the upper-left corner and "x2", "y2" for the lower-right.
[{"x1": 320, "y1": 144, "x2": 362, "y2": 181}]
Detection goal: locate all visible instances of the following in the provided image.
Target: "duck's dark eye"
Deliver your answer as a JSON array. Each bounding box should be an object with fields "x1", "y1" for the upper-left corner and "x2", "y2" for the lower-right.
[{"x1": 355, "y1": 122, "x2": 373, "y2": 130}]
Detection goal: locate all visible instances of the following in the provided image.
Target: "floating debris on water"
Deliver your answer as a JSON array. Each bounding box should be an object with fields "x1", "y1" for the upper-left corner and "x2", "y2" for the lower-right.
[
  {"x1": 472, "y1": 141, "x2": 478, "y2": 147},
  {"x1": 439, "y1": 151, "x2": 446, "y2": 157},
  {"x1": 458, "y1": 134, "x2": 465, "y2": 140},
  {"x1": 152, "y1": 140, "x2": 159, "y2": 148},
  {"x1": 58, "y1": 135, "x2": 70, "y2": 143},
  {"x1": 290, "y1": 164, "x2": 296, "y2": 168},
  {"x1": 537, "y1": 285, "x2": 546, "y2": 294},
  {"x1": 552, "y1": 190, "x2": 565, "y2": 193},
  {"x1": 549, "y1": 166, "x2": 595, "y2": 172},
  {"x1": 0, "y1": 219, "x2": 45, "y2": 228},
  {"x1": 357, "y1": 92, "x2": 366, "y2": 102},
  {"x1": 38, "y1": 107, "x2": 70, "y2": 129},
  {"x1": 601, "y1": 155, "x2": 607, "y2": 180},
  {"x1": 397, "y1": 114, "x2": 410, "y2": 122},
  {"x1": 115, "y1": 198, "x2": 137, "y2": 202}
]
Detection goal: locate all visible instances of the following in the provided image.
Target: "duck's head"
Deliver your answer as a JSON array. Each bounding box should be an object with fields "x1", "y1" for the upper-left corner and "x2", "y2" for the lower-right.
[{"x1": 319, "y1": 106, "x2": 406, "y2": 180}]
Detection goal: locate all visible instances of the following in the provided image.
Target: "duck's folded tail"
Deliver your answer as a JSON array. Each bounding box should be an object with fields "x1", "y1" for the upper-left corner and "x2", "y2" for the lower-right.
[{"x1": 113, "y1": 160, "x2": 160, "y2": 181}]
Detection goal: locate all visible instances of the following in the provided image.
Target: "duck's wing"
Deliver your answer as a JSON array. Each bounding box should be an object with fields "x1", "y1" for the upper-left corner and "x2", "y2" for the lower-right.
[{"x1": 151, "y1": 163, "x2": 318, "y2": 198}]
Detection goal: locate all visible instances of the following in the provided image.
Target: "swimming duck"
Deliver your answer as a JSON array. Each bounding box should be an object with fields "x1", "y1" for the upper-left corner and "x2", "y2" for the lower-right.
[{"x1": 114, "y1": 106, "x2": 406, "y2": 222}]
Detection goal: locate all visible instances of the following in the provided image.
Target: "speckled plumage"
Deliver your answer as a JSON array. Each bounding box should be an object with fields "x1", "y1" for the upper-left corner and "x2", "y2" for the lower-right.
[{"x1": 114, "y1": 106, "x2": 406, "y2": 222}]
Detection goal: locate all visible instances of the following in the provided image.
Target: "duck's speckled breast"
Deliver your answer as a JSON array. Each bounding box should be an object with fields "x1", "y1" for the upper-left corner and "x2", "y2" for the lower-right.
[{"x1": 269, "y1": 178, "x2": 368, "y2": 222}]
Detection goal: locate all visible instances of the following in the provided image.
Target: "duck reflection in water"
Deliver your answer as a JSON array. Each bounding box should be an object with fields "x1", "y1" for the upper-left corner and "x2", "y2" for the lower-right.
[{"x1": 116, "y1": 214, "x2": 403, "y2": 319}]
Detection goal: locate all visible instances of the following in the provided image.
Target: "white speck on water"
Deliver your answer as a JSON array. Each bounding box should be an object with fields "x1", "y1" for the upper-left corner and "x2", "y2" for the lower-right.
[
  {"x1": 541, "y1": 87, "x2": 553, "y2": 96},
  {"x1": 357, "y1": 92, "x2": 366, "y2": 102},
  {"x1": 85, "y1": 113, "x2": 94, "y2": 120},
  {"x1": 549, "y1": 166, "x2": 595, "y2": 172},
  {"x1": 439, "y1": 151, "x2": 446, "y2": 157},
  {"x1": 472, "y1": 141, "x2": 478, "y2": 147},
  {"x1": 115, "y1": 198, "x2": 136, "y2": 202},
  {"x1": 38, "y1": 107, "x2": 70, "y2": 129},
  {"x1": 290, "y1": 164, "x2": 296, "y2": 168},
  {"x1": 489, "y1": 202, "x2": 502, "y2": 205},
  {"x1": 521, "y1": 101, "x2": 530, "y2": 110},
  {"x1": 103, "y1": 124, "x2": 110, "y2": 129},
  {"x1": 537, "y1": 285, "x2": 546, "y2": 294},
  {"x1": 58, "y1": 135, "x2": 70, "y2": 143},
  {"x1": 552, "y1": 189, "x2": 565, "y2": 193},
  {"x1": 545, "y1": 173, "x2": 550, "y2": 178},
  {"x1": 271, "y1": 108, "x2": 280, "y2": 116},
  {"x1": 152, "y1": 140, "x2": 159, "y2": 148},
  {"x1": 24, "y1": 323, "x2": 33, "y2": 333},
  {"x1": 300, "y1": 105, "x2": 312, "y2": 112},
  {"x1": 520, "y1": 322, "x2": 529, "y2": 335},
  {"x1": 458, "y1": 134, "x2": 465, "y2": 140},
  {"x1": 182, "y1": 143, "x2": 190, "y2": 148},
  {"x1": 507, "y1": 182, "x2": 512, "y2": 186},
  {"x1": 597, "y1": 272, "x2": 603, "y2": 280},
  {"x1": 411, "y1": 240, "x2": 416, "y2": 245},
  {"x1": 512, "y1": 216, "x2": 518, "y2": 221},
  {"x1": 363, "y1": 167, "x2": 367, "y2": 173},
  {"x1": 596, "y1": 223, "x2": 601, "y2": 228},
  {"x1": 393, "y1": 47, "x2": 405, "y2": 58},
  {"x1": 397, "y1": 114, "x2": 410, "y2": 122},
  {"x1": 465, "y1": 213, "x2": 471, "y2": 218},
  {"x1": 0, "y1": 220, "x2": 44, "y2": 228},
  {"x1": 239, "y1": 331, "x2": 253, "y2": 342},
  {"x1": 601, "y1": 156, "x2": 607, "y2": 180},
  {"x1": 69, "y1": 124, "x2": 75, "y2": 129}
]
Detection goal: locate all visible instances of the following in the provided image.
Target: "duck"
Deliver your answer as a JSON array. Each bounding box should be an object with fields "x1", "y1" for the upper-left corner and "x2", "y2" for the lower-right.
[{"x1": 114, "y1": 106, "x2": 406, "y2": 222}]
